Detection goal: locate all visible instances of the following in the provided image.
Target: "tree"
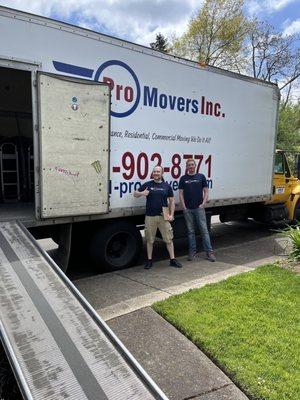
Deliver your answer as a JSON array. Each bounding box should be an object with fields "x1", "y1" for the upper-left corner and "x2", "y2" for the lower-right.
[
  {"x1": 171, "y1": 0, "x2": 251, "y2": 71},
  {"x1": 248, "y1": 22, "x2": 300, "y2": 102},
  {"x1": 277, "y1": 101, "x2": 300, "y2": 153},
  {"x1": 150, "y1": 33, "x2": 169, "y2": 52}
]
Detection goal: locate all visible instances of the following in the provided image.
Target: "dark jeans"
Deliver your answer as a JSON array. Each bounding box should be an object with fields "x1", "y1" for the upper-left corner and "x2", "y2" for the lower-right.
[{"x1": 183, "y1": 207, "x2": 213, "y2": 254}]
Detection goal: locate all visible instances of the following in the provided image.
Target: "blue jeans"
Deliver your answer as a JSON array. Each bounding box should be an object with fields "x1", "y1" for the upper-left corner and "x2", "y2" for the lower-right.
[{"x1": 183, "y1": 208, "x2": 213, "y2": 254}]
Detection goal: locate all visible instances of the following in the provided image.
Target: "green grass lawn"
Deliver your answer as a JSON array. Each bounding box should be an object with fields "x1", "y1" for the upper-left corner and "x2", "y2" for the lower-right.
[{"x1": 153, "y1": 265, "x2": 300, "y2": 400}]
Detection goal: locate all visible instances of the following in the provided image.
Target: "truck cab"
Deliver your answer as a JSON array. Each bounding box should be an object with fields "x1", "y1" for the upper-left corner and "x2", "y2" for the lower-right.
[{"x1": 266, "y1": 150, "x2": 300, "y2": 223}]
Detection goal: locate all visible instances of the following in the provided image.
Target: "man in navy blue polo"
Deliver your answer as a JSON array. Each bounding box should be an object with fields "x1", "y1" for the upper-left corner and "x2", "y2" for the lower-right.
[
  {"x1": 134, "y1": 165, "x2": 182, "y2": 269},
  {"x1": 179, "y1": 158, "x2": 216, "y2": 262}
]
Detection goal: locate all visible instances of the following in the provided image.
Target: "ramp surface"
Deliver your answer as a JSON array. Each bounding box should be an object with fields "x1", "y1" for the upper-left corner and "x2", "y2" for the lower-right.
[{"x1": 0, "y1": 221, "x2": 166, "y2": 400}]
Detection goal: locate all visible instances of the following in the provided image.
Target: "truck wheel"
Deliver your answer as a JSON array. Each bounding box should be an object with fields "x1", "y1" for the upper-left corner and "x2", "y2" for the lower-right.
[{"x1": 89, "y1": 222, "x2": 143, "y2": 271}]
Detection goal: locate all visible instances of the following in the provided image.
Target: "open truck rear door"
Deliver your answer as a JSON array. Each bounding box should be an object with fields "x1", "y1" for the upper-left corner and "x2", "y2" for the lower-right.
[{"x1": 37, "y1": 72, "x2": 110, "y2": 218}]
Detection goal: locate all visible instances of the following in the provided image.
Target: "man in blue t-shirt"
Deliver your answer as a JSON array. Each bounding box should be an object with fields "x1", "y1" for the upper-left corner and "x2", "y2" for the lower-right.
[
  {"x1": 179, "y1": 158, "x2": 216, "y2": 262},
  {"x1": 134, "y1": 165, "x2": 182, "y2": 269}
]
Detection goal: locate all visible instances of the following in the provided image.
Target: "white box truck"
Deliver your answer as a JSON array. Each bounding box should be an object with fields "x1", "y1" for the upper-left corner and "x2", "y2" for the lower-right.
[{"x1": 0, "y1": 6, "x2": 299, "y2": 272}]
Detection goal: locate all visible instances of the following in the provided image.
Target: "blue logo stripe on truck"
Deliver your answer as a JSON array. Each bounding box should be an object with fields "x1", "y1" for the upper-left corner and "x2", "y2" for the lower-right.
[{"x1": 53, "y1": 61, "x2": 94, "y2": 78}]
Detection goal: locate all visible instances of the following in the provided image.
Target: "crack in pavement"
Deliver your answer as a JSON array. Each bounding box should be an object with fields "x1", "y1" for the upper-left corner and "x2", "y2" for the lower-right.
[
  {"x1": 113, "y1": 271, "x2": 173, "y2": 295},
  {"x1": 183, "y1": 383, "x2": 233, "y2": 399}
]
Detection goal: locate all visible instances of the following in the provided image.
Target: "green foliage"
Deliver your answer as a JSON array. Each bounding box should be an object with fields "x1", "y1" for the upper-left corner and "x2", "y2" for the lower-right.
[
  {"x1": 150, "y1": 33, "x2": 169, "y2": 53},
  {"x1": 171, "y1": 0, "x2": 251, "y2": 71},
  {"x1": 154, "y1": 265, "x2": 300, "y2": 400},
  {"x1": 281, "y1": 225, "x2": 300, "y2": 261},
  {"x1": 277, "y1": 102, "x2": 300, "y2": 153}
]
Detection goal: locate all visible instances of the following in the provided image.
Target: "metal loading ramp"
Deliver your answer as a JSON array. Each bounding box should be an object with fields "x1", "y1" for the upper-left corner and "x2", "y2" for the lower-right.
[{"x1": 0, "y1": 221, "x2": 168, "y2": 400}]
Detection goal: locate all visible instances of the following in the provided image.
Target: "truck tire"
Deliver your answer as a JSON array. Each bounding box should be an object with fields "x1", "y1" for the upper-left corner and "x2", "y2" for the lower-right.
[{"x1": 89, "y1": 222, "x2": 143, "y2": 271}]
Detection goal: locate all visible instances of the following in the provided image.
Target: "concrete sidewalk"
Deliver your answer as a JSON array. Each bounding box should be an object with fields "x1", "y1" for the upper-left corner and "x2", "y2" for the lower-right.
[
  {"x1": 74, "y1": 233, "x2": 287, "y2": 400},
  {"x1": 75, "y1": 235, "x2": 287, "y2": 321},
  {"x1": 108, "y1": 308, "x2": 249, "y2": 400}
]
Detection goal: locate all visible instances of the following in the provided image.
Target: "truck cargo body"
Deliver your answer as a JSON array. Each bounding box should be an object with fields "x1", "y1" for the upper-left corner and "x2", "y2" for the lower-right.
[{"x1": 0, "y1": 7, "x2": 282, "y2": 271}]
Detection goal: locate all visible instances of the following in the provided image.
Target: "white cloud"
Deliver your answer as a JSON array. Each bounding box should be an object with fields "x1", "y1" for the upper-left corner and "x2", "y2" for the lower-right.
[
  {"x1": 247, "y1": 0, "x2": 262, "y2": 16},
  {"x1": 1, "y1": 0, "x2": 202, "y2": 45},
  {"x1": 267, "y1": 0, "x2": 298, "y2": 11},
  {"x1": 283, "y1": 18, "x2": 300, "y2": 35},
  {"x1": 246, "y1": 0, "x2": 299, "y2": 16}
]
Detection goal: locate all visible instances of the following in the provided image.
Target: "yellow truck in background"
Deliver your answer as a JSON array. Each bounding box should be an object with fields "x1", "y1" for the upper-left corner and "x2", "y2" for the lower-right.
[{"x1": 266, "y1": 150, "x2": 300, "y2": 223}]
